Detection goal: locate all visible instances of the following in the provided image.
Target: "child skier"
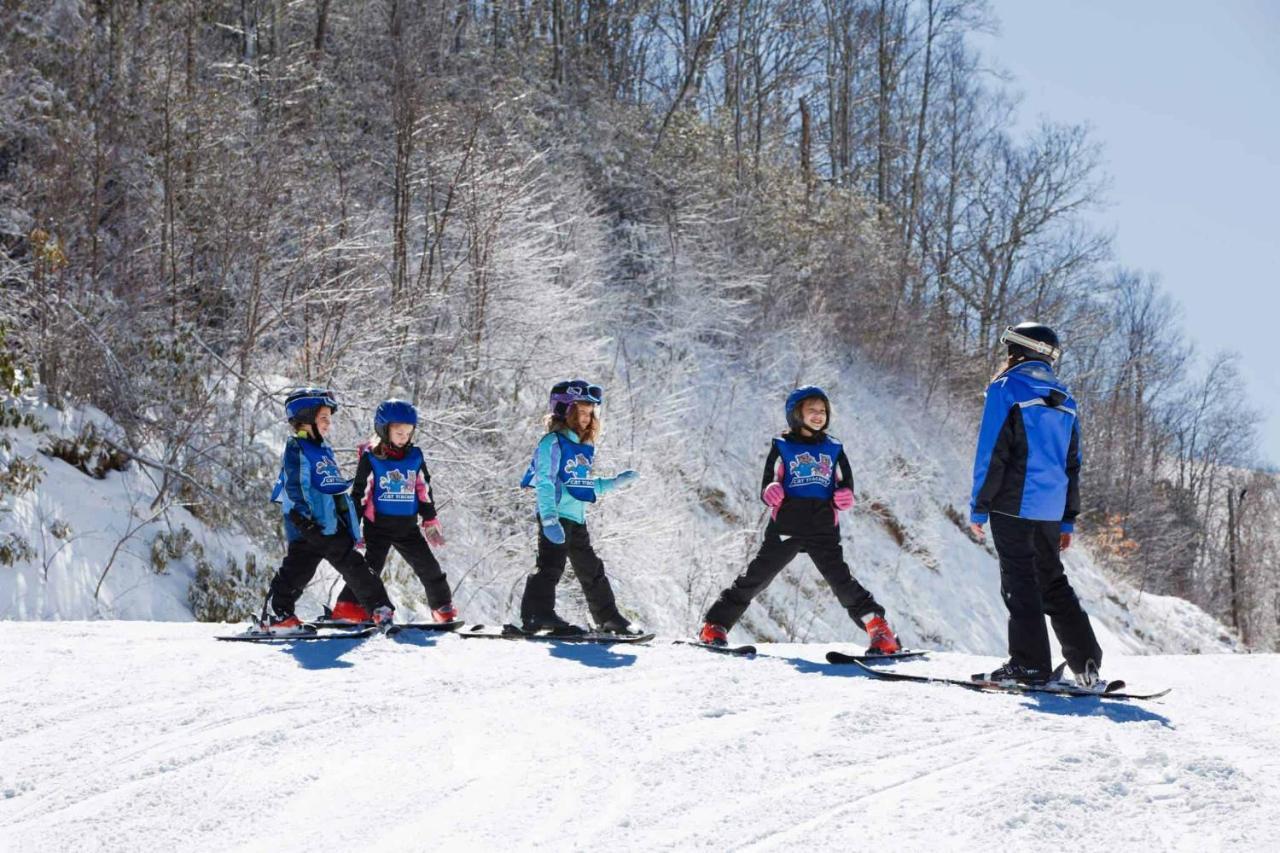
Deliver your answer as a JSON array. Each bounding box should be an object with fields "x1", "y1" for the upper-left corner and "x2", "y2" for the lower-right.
[
  {"x1": 329, "y1": 398, "x2": 458, "y2": 624},
  {"x1": 263, "y1": 388, "x2": 396, "y2": 633},
  {"x1": 699, "y1": 386, "x2": 900, "y2": 653},
  {"x1": 968, "y1": 323, "x2": 1104, "y2": 687},
  {"x1": 518, "y1": 379, "x2": 640, "y2": 635}
]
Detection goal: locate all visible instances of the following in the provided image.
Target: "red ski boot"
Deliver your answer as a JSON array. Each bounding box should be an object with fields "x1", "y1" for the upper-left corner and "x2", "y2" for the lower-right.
[
  {"x1": 698, "y1": 622, "x2": 729, "y2": 647},
  {"x1": 262, "y1": 613, "x2": 308, "y2": 635},
  {"x1": 431, "y1": 602, "x2": 459, "y2": 623},
  {"x1": 864, "y1": 615, "x2": 901, "y2": 655},
  {"x1": 330, "y1": 600, "x2": 370, "y2": 624}
]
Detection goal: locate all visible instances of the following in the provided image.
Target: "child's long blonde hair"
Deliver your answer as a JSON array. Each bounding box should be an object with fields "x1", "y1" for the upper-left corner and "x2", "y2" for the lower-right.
[{"x1": 545, "y1": 402, "x2": 601, "y2": 445}]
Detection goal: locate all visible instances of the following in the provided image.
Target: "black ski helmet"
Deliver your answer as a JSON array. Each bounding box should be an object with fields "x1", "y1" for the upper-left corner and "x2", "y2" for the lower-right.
[
  {"x1": 784, "y1": 385, "x2": 831, "y2": 432},
  {"x1": 1000, "y1": 322, "x2": 1062, "y2": 365},
  {"x1": 548, "y1": 379, "x2": 604, "y2": 419},
  {"x1": 284, "y1": 387, "x2": 339, "y2": 426}
]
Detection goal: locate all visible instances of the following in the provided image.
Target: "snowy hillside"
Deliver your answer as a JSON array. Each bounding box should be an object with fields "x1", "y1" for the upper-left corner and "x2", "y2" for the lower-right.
[
  {"x1": 1, "y1": 357, "x2": 1239, "y2": 664},
  {"x1": 0, "y1": 399, "x2": 268, "y2": 621},
  {"x1": 1, "y1": 622, "x2": 1276, "y2": 851}
]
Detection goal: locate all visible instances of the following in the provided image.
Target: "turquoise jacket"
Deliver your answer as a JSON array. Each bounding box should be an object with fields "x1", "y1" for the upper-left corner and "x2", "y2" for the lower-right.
[{"x1": 529, "y1": 429, "x2": 624, "y2": 524}]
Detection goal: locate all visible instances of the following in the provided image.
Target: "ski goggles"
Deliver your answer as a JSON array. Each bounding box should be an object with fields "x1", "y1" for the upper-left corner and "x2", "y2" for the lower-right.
[
  {"x1": 999, "y1": 328, "x2": 1062, "y2": 365},
  {"x1": 551, "y1": 381, "x2": 605, "y2": 408}
]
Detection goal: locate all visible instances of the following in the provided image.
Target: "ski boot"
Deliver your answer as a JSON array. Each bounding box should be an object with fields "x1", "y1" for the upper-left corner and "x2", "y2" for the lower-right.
[
  {"x1": 521, "y1": 612, "x2": 586, "y2": 636},
  {"x1": 261, "y1": 612, "x2": 309, "y2": 636},
  {"x1": 971, "y1": 661, "x2": 1051, "y2": 686},
  {"x1": 863, "y1": 615, "x2": 901, "y2": 655},
  {"x1": 329, "y1": 600, "x2": 370, "y2": 624},
  {"x1": 1073, "y1": 659, "x2": 1105, "y2": 690},
  {"x1": 698, "y1": 622, "x2": 729, "y2": 647},
  {"x1": 596, "y1": 614, "x2": 642, "y2": 636},
  {"x1": 371, "y1": 606, "x2": 396, "y2": 630},
  {"x1": 431, "y1": 602, "x2": 459, "y2": 623}
]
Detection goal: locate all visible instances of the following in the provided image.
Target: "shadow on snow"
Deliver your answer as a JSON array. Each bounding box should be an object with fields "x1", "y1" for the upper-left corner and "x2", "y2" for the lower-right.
[{"x1": 774, "y1": 654, "x2": 1173, "y2": 727}]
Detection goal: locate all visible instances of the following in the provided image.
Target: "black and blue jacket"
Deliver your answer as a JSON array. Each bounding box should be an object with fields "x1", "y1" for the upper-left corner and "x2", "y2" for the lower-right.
[
  {"x1": 270, "y1": 433, "x2": 361, "y2": 542},
  {"x1": 969, "y1": 360, "x2": 1082, "y2": 532}
]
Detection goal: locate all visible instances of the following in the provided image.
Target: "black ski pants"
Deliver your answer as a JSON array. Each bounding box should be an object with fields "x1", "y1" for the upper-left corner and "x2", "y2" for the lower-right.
[
  {"x1": 268, "y1": 531, "x2": 392, "y2": 616},
  {"x1": 520, "y1": 518, "x2": 623, "y2": 624},
  {"x1": 704, "y1": 523, "x2": 883, "y2": 629},
  {"x1": 990, "y1": 513, "x2": 1102, "y2": 674},
  {"x1": 336, "y1": 523, "x2": 452, "y2": 609}
]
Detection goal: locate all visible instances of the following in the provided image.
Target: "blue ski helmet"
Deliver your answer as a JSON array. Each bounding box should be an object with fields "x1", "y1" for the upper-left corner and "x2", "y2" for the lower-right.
[
  {"x1": 374, "y1": 399, "x2": 418, "y2": 441},
  {"x1": 285, "y1": 387, "x2": 339, "y2": 425},
  {"x1": 548, "y1": 379, "x2": 604, "y2": 419},
  {"x1": 785, "y1": 386, "x2": 831, "y2": 431}
]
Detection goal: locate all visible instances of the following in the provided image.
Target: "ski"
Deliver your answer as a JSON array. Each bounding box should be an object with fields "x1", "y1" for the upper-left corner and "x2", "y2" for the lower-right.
[
  {"x1": 673, "y1": 639, "x2": 757, "y2": 656},
  {"x1": 310, "y1": 618, "x2": 464, "y2": 632},
  {"x1": 845, "y1": 659, "x2": 1170, "y2": 700},
  {"x1": 456, "y1": 623, "x2": 654, "y2": 644},
  {"x1": 825, "y1": 649, "x2": 927, "y2": 665},
  {"x1": 215, "y1": 625, "x2": 379, "y2": 643}
]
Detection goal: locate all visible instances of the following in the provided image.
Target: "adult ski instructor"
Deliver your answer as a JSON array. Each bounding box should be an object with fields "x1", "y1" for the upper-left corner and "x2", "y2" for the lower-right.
[{"x1": 968, "y1": 322, "x2": 1104, "y2": 688}]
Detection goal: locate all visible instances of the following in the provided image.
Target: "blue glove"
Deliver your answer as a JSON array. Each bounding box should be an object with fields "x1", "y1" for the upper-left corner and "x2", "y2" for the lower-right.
[
  {"x1": 614, "y1": 470, "x2": 639, "y2": 489},
  {"x1": 540, "y1": 516, "x2": 566, "y2": 545}
]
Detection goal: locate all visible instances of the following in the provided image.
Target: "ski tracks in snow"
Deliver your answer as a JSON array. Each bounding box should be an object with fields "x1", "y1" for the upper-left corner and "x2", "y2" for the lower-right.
[{"x1": 2, "y1": 624, "x2": 1279, "y2": 851}]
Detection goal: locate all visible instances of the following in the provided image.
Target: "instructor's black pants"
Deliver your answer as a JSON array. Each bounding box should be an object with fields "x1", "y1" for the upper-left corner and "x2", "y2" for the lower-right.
[
  {"x1": 336, "y1": 523, "x2": 452, "y2": 609},
  {"x1": 269, "y1": 531, "x2": 392, "y2": 616},
  {"x1": 520, "y1": 519, "x2": 623, "y2": 624},
  {"x1": 991, "y1": 513, "x2": 1102, "y2": 674},
  {"x1": 704, "y1": 523, "x2": 882, "y2": 629}
]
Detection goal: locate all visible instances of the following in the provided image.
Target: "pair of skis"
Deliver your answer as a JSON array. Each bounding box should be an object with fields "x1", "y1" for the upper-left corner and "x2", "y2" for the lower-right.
[
  {"x1": 676, "y1": 640, "x2": 925, "y2": 664},
  {"x1": 841, "y1": 658, "x2": 1170, "y2": 701},
  {"x1": 456, "y1": 624, "x2": 656, "y2": 644},
  {"x1": 681, "y1": 642, "x2": 1168, "y2": 701},
  {"x1": 215, "y1": 619, "x2": 464, "y2": 643}
]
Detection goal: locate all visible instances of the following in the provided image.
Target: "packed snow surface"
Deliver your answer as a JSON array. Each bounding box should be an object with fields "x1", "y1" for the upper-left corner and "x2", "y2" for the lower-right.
[{"x1": 2, "y1": 623, "x2": 1276, "y2": 851}]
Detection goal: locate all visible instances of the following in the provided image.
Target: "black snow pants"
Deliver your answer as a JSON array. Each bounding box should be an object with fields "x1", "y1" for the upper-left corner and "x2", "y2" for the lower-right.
[
  {"x1": 704, "y1": 522, "x2": 883, "y2": 629},
  {"x1": 990, "y1": 512, "x2": 1102, "y2": 674},
  {"x1": 268, "y1": 530, "x2": 392, "y2": 617},
  {"x1": 520, "y1": 518, "x2": 624, "y2": 625},
  {"x1": 336, "y1": 521, "x2": 452, "y2": 609}
]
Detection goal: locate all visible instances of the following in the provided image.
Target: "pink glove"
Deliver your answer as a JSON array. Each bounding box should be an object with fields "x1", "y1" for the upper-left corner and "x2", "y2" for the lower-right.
[
  {"x1": 833, "y1": 488, "x2": 855, "y2": 511},
  {"x1": 762, "y1": 482, "x2": 785, "y2": 521},
  {"x1": 421, "y1": 518, "x2": 445, "y2": 548}
]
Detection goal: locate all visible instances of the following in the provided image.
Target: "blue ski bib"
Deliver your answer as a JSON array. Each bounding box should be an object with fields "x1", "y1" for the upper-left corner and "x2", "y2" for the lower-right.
[
  {"x1": 520, "y1": 431, "x2": 597, "y2": 502},
  {"x1": 366, "y1": 448, "x2": 423, "y2": 517},
  {"x1": 774, "y1": 435, "x2": 841, "y2": 500}
]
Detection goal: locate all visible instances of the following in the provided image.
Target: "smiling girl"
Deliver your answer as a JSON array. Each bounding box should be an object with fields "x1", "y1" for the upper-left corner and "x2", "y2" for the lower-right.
[{"x1": 699, "y1": 386, "x2": 899, "y2": 653}]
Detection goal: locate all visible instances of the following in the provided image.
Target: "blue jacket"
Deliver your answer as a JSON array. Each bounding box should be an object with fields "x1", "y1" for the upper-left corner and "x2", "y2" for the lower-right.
[
  {"x1": 271, "y1": 434, "x2": 361, "y2": 542},
  {"x1": 521, "y1": 429, "x2": 625, "y2": 525},
  {"x1": 969, "y1": 360, "x2": 1082, "y2": 531}
]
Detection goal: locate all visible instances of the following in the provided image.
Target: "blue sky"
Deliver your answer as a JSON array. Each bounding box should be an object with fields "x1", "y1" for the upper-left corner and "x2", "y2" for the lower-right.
[{"x1": 977, "y1": 1, "x2": 1280, "y2": 466}]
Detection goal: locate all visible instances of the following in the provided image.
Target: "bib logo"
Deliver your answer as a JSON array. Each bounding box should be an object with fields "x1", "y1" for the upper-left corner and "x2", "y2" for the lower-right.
[
  {"x1": 314, "y1": 457, "x2": 344, "y2": 489},
  {"x1": 788, "y1": 452, "x2": 833, "y2": 487},
  {"x1": 378, "y1": 468, "x2": 416, "y2": 502},
  {"x1": 563, "y1": 453, "x2": 592, "y2": 482}
]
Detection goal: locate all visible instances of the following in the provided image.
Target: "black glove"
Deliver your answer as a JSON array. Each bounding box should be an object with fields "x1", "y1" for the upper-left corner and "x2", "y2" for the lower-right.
[{"x1": 288, "y1": 509, "x2": 321, "y2": 535}]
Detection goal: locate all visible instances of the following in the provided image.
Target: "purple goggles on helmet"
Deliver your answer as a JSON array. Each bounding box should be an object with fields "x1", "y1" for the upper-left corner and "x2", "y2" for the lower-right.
[{"x1": 548, "y1": 380, "x2": 604, "y2": 416}]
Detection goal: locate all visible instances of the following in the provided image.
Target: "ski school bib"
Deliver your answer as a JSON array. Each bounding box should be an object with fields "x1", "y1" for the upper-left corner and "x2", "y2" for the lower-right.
[
  {"x1": 774, "y1": 435, "x2": 841, "y2": 500},
  {"x1": 366, "y1": 448, "x2": 423, "y2": 517},
  {"x1": 520, "y1": 431, "x2": 597, "y2": 502}
]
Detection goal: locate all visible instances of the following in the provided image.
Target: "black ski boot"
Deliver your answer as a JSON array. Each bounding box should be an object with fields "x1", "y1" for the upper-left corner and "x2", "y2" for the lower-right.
[
  {"x1": 595, "y1": 614, "x2": 642, "y2": 636},
  {"x1": 971, "y1": 661, "x2": 1051, "y2": 685},
  {"x1": 521, "y1": 612, "x2": 586, "y2": 636}
]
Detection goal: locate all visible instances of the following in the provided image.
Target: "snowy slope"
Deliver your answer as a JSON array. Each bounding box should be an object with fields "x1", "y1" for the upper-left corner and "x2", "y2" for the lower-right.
[
  {"x1": 0, "y1": 400, "x2": 267, "y2": 620},
  {"x1": 0, "y1": 622, "x2": 1275, "y2": 851},
  {"x1": 2, "y1": 357, "x2": 1240, "y2": 665}
]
